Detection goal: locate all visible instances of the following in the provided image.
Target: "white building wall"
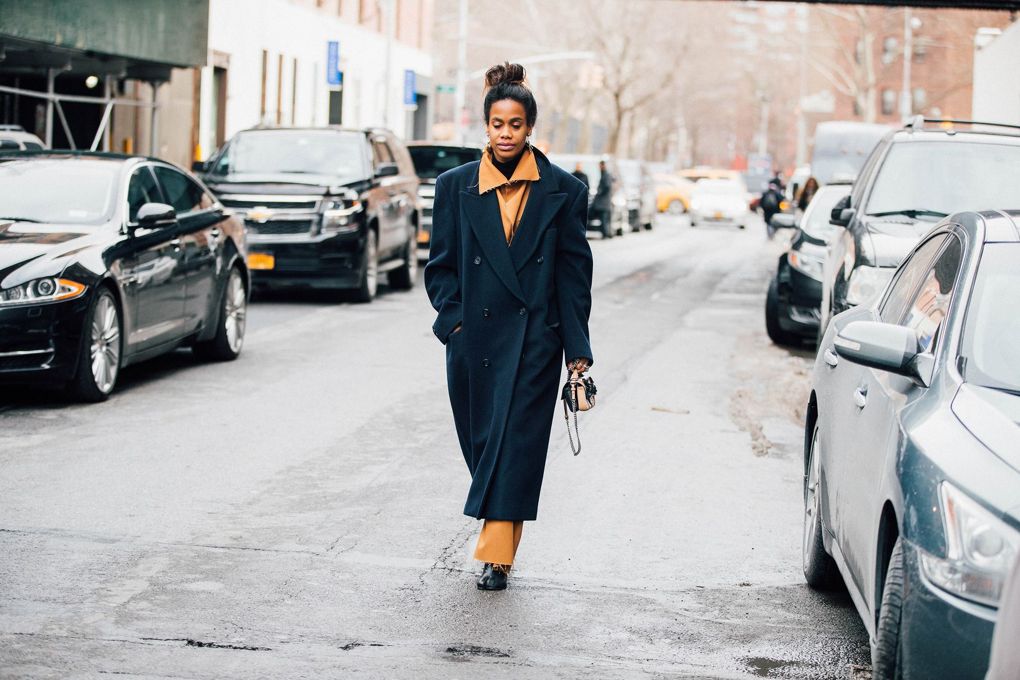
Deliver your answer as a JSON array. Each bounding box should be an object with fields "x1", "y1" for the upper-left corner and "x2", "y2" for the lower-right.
[
  {"x1": 973, "y1": 23, "x2": 1020, "y2": 126},
  {"x1": 197, "y1": 0, "x2": 432, "y2": 159}
]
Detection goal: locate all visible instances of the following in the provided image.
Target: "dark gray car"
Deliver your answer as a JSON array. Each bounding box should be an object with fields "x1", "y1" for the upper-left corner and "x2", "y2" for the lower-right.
[{"x1": 805, "y1": 211, "x2": 1020, "y2": 679}]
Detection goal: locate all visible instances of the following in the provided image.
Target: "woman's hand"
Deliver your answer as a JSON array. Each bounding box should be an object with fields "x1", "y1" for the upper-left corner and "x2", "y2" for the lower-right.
[{"x1": 568, "y1": 358, "x2": 590, "y2": 373}]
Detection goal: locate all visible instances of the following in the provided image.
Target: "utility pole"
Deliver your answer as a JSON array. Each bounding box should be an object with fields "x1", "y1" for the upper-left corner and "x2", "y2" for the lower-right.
[
  {"x1": 758, "y1": 93, "x2": 770, "y2": 157},
  {"x1": 795, "y1": 5, "x2": 809, "y2": 167},
  {"x1": 900, "y1": 8, "x2": 914, "y2": 119},
  {"x1": 382, "y1": 0, "x2": 395, "y2": 129},
  {"x1": 454, "y1": 0, "x2": 468, "y2": 144}
]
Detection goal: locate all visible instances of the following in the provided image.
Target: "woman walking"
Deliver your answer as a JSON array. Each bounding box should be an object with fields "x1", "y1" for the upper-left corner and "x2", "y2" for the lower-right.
[{"x1": 424, "y1": 63, "x2": 594, "y2": 591}]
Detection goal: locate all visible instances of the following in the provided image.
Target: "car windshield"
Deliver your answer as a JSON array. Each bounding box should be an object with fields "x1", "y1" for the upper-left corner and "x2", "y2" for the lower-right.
[
  {"x1": 801, "y1": 185, "x2": 850, "y2": 241},
  {"x1": 0, "y1": 158, "x2": 118, "y2": 225},
  {"x1": 694, "y1": 180, "x2": 742, "y2": 196},
  {"x1": 961, "y1": 244, "x2": 1020, "y2": 394},
  {"x1": 210, "y1": 130, "x2": 369, "y2": 180},
  {"x1": 867, "y1": 140, "x2": 1020, "y2": 218},
  {"x1": 408, "y1": 146, "x2": 481, "y2": 179}
]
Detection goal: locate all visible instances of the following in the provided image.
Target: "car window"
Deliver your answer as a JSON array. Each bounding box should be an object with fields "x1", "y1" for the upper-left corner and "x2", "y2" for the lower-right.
[
  {"x1": 0, "y1": 139, "x2": 19, "y2": 150},
  {"x1": 23, "y1": 142, "x2": 44, "y2": 150},
  {"x1": 961, "y1": 244, "x2": 1020, "y2": 393},
  {"x1": 900, "y1": 236, "x2": 963, "y2": 353},
  {"x1": 154, "y1": 166, "x2": 207, "y2": 215},
  {"x1": 127, "y1": 166, "x2": 162, "y2": 223},
  {"x1": 879, "y1": 235, "x2": 948, "y2": 324}
]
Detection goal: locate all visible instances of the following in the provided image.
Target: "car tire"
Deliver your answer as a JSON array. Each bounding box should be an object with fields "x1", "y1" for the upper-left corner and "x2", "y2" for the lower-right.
[
  {"x1": 387, "y1": 230, "x2": 417, "y2": 291},
  {"x1": 71, "y1": 287, "x2": 121, "y2": 402},
  {"x1": 873, "y1": 538, "x2": 906, "y2": 680},
  {"x1": 352, "y1": 229, "x2": 379, "y2": 303},
  {"x1": 690, "y1": 219, "x2": 698, "y2": 228},
  {"x1": 667, "y1": 199, "x2": 685, "y2": 215},
  {"x1": 803, "y1": 426, "x2": 842, "y2": 590},
  {"x1": 765, "y1": 279, "x2": 798, "y2": 346},
  {"x1": 193, "y1": 265, "x2": 247, "y2": 361},
  {"x1": 739, "y1": 223, "x2": 746, "y2": 230}
]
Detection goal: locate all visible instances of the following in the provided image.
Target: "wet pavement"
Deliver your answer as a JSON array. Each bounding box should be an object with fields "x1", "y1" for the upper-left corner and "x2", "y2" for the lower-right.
[{"x1": 0, "y1": 215, "x2": 871, "y2": 678}]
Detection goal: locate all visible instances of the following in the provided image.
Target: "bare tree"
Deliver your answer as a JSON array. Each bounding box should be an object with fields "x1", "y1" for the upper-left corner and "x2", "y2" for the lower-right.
[{"x1": 811, "y1": 6, "x2": 879, "y2": 122}]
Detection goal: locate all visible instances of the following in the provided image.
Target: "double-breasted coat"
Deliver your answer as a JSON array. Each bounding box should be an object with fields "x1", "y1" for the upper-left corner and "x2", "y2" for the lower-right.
[{"x1": 424, "y1": 149, "x2": 594, "y2": 521}]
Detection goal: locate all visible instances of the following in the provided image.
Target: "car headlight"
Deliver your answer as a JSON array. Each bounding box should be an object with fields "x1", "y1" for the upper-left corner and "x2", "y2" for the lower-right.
[
  {"x1": 787, "y1": 249, "x2": 825, "y2": 281},
  {"x1": 0, "y1": 277, "x2": 87, "y2": 307},
  {"x1": 919, "y1": 482, "x2": 1020, "y2": 608},
  {"x1": 321, "y1": 199, "x2": 363, "y2": 234},
  {"x1": 845, "y1": 265, "x2": 894, "y2": 306}
]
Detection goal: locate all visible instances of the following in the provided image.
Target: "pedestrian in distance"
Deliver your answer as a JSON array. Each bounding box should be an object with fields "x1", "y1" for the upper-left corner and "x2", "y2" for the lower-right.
[
  {"x1": 592, "y1": 159, "x2": 614, "y2": 238},
  {"x1": 571, "y1": 162, "x2": 589, "y2": 190},
  {"x1": 761, "y1": 180, "x2": 784, "y2": 239},
  {"x1": 796, "y1": 176, "x2": 819, "y2": 213},
  {"x1": 424, "y1": 62, "x2": 595, "y2": 592}
]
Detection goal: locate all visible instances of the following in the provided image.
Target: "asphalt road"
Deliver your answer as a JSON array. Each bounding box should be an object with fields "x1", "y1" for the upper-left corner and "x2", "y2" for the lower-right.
[{"x1": 0, "y1": 215, "x2": 871, "y2": 679}]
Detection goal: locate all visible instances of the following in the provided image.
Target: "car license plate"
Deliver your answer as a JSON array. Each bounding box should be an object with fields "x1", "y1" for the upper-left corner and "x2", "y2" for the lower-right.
[
  {"x1": 247, "y1": 253, "x2": 275, "y2": 270},
  {"x1": 417, "y1": 230, "x2": 430, "y2": 244}
]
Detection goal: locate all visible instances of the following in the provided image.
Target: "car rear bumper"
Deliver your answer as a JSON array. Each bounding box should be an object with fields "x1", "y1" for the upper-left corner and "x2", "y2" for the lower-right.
[
  {"x1": 776, "y1": 265, "x2": 823, "y2": 336},
  {"x1": 899, "y1": 539, "x2": 995, "y2": 680},
  {"x1": 247, "y1": 232, "x2": 365, "y2": 289},
  {"x1": 691, "y1": 210, "x2": 747, "y2": 226},
  {"x1": 0, "y1": 295, "x2": 90, "y2": 384}
]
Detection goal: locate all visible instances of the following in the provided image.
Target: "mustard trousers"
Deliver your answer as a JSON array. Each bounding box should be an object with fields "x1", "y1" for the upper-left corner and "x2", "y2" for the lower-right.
[{"x1": 473, "y1": 520, "x2": 524, "y2": 567}]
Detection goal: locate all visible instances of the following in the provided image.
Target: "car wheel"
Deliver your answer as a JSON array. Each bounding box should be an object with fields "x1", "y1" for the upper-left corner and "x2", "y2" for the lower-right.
[
  {"x1": 765, "y1": 279, "x2": 798, "y2": 347},
  {"x1": 803, "y1": 426, "x2": 842, "y2": 590},
  {"x1": 738, "y1": 223, "x2": 746, "y2": 230},
  {"x1": 71, "y1": 287, "x2": 121, "y2": 402},
  {"x1": 352, "y1": 229, "x2": 379, "y2": 303},
  {"x1": 667, "y1": 199, "x2": 685, "y2": 215},
  {"x1": 690, "y1": 219, "x2": 698, "y2": 228},
  {"x1": 873, "y1": 538, "x2": 906, "y2": 680},
  {"x1": 194, "y1": 266, "x2": 247, "y2": 361},
  {"x1": 387, "y1": 230, "x2": 417, "y2": 291}
]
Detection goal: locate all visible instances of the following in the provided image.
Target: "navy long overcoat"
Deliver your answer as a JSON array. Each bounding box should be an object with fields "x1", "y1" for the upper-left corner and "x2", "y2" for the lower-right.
[{"x1": 424, "y1": 149, "x2": 594, "y2": 521}]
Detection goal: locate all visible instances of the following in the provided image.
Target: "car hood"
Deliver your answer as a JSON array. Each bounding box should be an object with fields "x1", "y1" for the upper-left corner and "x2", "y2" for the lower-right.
[
  {"x1": 859, "y1": 216, "x2": 936, "y2": 267},
  {"x1": 0, "y1": 221, "x2": 104, "y2": 285},
  {"x1": 205, "y1": 173, "x2": 365, "y2": 195},
  {"x1": 952, "y1": 384, "x2": 1020, "y2": 474}
]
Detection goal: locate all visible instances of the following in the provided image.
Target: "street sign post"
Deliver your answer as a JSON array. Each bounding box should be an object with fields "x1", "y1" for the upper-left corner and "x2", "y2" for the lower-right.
[{"x1": 327, "y1": 41, "x2": 342, "y2": 87}]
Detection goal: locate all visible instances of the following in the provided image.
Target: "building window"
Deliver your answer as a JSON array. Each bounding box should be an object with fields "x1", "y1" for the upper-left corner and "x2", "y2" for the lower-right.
[
  {"x1": 881, "y1": 89, "x2": 897, "y2": 116},
  {"x1": 882, "y1": 36, "x2": 899, "y2": 65}
]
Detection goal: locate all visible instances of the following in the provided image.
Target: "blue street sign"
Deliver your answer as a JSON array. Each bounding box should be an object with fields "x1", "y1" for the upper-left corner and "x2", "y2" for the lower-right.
[
  {"x1": 327, "y1": 41, "x2": 341, "y2": 86},
  {"x1": 403, "y1": 69, "x2": 417, "y2": 106}
]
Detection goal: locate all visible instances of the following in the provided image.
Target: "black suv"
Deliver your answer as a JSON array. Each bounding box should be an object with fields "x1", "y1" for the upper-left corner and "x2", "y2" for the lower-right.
[
  {"x1": 198, "y1": 127, "x2": 420, "y2": 302},
  {"x1": 819, "y1": 118, "x2": 1020, "y2": 337}
]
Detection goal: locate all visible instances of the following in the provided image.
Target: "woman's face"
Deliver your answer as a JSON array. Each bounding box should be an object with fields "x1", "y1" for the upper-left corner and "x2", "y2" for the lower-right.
[{"x1": 486, "y1": 99, "x2": 532, "y2": 162}]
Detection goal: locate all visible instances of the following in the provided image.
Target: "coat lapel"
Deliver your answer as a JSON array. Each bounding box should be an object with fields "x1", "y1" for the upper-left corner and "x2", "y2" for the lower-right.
[
  {"x1": 509, "y1": 176, "x2": 567, "y2": 272},
  {"x1": 461, "y1": 188, "x2": 527, "y2": 304}
]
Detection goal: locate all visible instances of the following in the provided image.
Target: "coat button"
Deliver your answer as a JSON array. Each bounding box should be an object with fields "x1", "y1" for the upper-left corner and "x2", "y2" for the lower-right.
[
  {"x1": 482, "y1": 359, "x2": 490, "y2": 368},
  {"x1": 482, "y1": 308, "x2": 490, "y2": 317},
  {"x1": 473, "y1": 256, "x2": 481, "y2": 265},
  {"x1": 519, "y1": 307, "x2": 527, "y2": 316},
  {"x1": 537, "y1": 256, "x2": 544, "y2": 264}
]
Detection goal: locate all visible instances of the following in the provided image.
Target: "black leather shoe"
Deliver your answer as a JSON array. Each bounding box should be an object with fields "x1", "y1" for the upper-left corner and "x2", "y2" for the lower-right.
[{"x1": 476, "y1": 563, "x2": 508, "y2": 591}]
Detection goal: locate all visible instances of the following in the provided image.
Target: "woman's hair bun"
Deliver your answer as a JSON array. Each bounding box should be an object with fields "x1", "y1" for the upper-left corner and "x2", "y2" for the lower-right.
[{"x1": 485, "y1": 62, "x2": 527, "y2": 89}]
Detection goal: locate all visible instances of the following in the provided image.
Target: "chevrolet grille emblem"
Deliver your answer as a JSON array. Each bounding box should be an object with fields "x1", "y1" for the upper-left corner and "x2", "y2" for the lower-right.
[{"x1": 247, "y1": 207, "x2": 273, "y2": 223}]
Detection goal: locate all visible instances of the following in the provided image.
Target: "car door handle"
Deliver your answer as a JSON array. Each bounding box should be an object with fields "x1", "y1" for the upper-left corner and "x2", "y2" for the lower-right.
[
  {"x1": 853, "y1": 385, "x2": 868, "y2": 409},
  {"x1": 824, "y1": 347, "x2": 839, "y2": 368}
]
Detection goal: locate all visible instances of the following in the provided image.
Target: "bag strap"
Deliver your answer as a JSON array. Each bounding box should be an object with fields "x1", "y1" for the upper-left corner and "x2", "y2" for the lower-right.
[{"x1": 564, "y1": 369, "x2": 582, "y2": 456}]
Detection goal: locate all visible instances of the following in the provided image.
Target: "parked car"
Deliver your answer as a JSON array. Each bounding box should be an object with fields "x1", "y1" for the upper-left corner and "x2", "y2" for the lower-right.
[
  {"x1": 689, "y1": 178, "x2": 751, "y2": 229},
  {"x1": 198, "y1": 127, "x2": 419, "y2": 302},
  {"x1": 0, "y1": 151, "x2": 248, "y2": 401},
  {"x1": 0, "y1": 124, "x2": 46, "y2": 151},
  {"x1": 548, "y1": 153, "x2": 628, "y2": 238},
  {"x1": 617, "y1": 159, "x2": 656, "y2": 231},
  {"x1": 654, "y1": 173, "x2": 692, "y2": 215},
  {"x1": 765, "y1": 182, "x2": 852, "y2": 346},
  {"x1": 805, "y1": 210, "x2": 1020, "y2": 679},
  {"x1": 819, "y1": 117, "x2": 1020, "y2": 340},
  {"x1": 407, "y1": 142, "x2": 482, "y2": 260}
]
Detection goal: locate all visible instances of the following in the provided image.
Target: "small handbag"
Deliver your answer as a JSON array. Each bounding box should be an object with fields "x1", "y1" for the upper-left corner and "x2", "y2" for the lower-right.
[{"x1": 561, "y1": 369, "x2": 597, "y2": 456}]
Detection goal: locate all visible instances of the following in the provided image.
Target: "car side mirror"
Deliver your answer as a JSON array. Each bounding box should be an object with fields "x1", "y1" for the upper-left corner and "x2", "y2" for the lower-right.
[
  {"x1": 191, "y1": 160, "x2": 208, "y2": 173},
  {"x1": 135, "y1": 202, "x2": 177, "y2": 230},
  {"x1": 375, "y1": 162, "x2": 399, "y2": 179},
  {"x1": 830, "y1": 195, "x2": 854, "y2": 227},
  {"x1": 833, "y1": 320, "x2": 924, "y2": 380},
  {"x1": 770, "y1": 213, "x2": 797, "y2": 230}
]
